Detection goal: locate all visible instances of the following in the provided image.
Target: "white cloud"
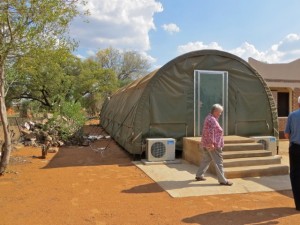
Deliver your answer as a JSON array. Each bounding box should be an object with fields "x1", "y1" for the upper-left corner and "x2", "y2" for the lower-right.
[
  {"x1": 284, "y1": 33, "x2": 300, "y2": 42},
  {"x1": 75, "y1": 50, "x2": 96, "y2": 60},
  {"x1": 177, "y1": 33, "x2": 300, "y2": 63},
  {"x1": 230, "y1": 42, "x2": 275, "y2": 62},
  {"x1": 139, "y1": 51, "x2": 157, "y2": 65},
  {"x1": 177, "y1": 41, "x2": 223, "y2": 54},
  {"x1": 162, "y1": 23, "x2": 180, "y2": 34},
  {"x1": 86, "y1": 49, "x2": 96, "y2": 56},
  {"x1": 274, "y1": 33, "x2": 300, "y2": 62},
  {"x1": 75, "y1": 53, "x2": 85, "y2": 59},
  {"x1": 71, "y1": 0, "x2": 163, "y2": 55},
  {"x1": 232, "y1": 34, "x2": 300, "y2": 63}
]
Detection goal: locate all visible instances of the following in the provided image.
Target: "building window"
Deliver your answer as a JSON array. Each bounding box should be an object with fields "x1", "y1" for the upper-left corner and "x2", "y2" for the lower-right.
[{"x1": 277, "y1": 92, "x2": 289, "y2": 117}]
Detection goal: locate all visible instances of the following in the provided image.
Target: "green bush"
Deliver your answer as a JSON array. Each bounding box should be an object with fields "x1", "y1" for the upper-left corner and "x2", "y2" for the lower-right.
[{"x1": 48, "y1": 101, "x2": 87, "y2": 141}]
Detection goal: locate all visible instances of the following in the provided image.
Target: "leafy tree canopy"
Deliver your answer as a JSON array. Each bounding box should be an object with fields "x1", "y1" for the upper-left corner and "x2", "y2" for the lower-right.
[
  {"x1": 93, "y1": 46, "x2": 151, "y2": 82},
  {"x1": 7, "y1": 49, "x2": 118, "y2": 111}
]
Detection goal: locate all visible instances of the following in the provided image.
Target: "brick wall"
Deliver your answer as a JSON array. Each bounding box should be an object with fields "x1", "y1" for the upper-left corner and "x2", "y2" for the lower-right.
[{"x1": 292, "y1": 88, "x2": 300, "y2": 111}]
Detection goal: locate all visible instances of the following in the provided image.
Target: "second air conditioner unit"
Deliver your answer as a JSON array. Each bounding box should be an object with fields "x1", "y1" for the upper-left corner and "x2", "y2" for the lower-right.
[
  {"x1": 250, "y1": 136, "x2": 277, "y2": 155},
  {"x1": 146, "y1": 138, "x2": 176, "y2": 162}
]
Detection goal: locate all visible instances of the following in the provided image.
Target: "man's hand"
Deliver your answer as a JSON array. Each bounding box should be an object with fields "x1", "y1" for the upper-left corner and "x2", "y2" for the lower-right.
[{"x1": 284, "y1": 133, "x2": 290, "y2": 140}]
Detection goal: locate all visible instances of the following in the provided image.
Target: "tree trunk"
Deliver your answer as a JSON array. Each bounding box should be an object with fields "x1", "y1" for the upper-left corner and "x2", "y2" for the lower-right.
[{"x1": 0, "y1": 62, "x2": 12, "y2": 175}]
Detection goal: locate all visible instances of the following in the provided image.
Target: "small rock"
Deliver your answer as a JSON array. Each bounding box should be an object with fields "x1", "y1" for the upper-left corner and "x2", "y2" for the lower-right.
[{"x1": 48, "y1": 147, "x2": 59, "y2": 153}]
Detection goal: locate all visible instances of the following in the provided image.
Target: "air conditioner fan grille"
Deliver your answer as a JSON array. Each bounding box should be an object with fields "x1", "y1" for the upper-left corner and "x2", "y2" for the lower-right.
[
  {"x1": 151, "y1": 142, "x2": 166, "y2": 158},
  {"x1": 257, "y1": 139, "x2": 268, "y2": 150}
]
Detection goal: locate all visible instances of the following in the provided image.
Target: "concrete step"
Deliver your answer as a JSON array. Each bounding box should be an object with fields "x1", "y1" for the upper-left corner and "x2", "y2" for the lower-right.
[
  {"x1": 223, "y1": 164, "x2": 289, "y2": 179},
  {"x1": 223, "y1": 155, "x2": 282, "y2": 167},
  {"x1": 223, "y1": 150, "x2": 272, "y2": 159},
  {"x1": 224, "y1": 136, "x2": 255, "y2": 144},
  {"x1": 223, "y1": 143, "x2": 263, "y2": 151}
]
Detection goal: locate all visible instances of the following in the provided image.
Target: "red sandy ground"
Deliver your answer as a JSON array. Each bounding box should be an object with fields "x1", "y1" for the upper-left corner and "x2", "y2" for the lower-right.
[{"x1": 0, "y1": 123, "x2": 299, "y2": 225}]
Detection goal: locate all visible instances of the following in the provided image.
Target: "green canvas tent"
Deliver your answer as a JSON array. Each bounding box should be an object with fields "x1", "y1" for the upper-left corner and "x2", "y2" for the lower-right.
[{"x1": 100, "y1": 50, "x2": 278, "y2": 155}]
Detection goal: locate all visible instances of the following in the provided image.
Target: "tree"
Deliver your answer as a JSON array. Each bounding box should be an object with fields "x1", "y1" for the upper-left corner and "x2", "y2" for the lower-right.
[
  {"x1": 119, "y1": 51, "x2": 151, "y2": 81},
  {"x1": 7, "y1": 51, "x2": 118, "y2": 116},
  {"x1": 95, "y1": 47, "x2": 121, "y2": 73},
  {"x1": 81, "y1": 58, "x2": 118, "y2": 95},
  {"x1": 0, "y1": 0, "x2": 86, "y2": 175},
  {"x1": 10, "y1": 48, "x2": 79, "y2": 109},
  {"x1": 94, "y1": 47, "x2": 151, "y2": 82},
  {"x1": 77, "y1": 58, "x2": 118, "y2": 115}
]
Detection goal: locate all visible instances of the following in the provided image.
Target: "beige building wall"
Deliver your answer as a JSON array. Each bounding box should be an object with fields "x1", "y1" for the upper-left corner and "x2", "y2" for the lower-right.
[{"x1": 248, "y1": 58, "x2": 300, "y2": 139}]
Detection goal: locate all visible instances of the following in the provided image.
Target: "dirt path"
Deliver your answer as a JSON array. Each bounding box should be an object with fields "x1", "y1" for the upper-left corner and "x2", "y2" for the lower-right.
[{"x1": 0, "y1": 125, "x2": 299, "y2": 225}]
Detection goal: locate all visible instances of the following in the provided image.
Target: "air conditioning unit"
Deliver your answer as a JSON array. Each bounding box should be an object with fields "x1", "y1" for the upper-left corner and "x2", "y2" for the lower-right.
[
  {"x1": 250, "y1": 136, "x2": 277, "y2": 155},
  {"x1": 146, "y1": 138, "x2": 176, "y2": 162}
]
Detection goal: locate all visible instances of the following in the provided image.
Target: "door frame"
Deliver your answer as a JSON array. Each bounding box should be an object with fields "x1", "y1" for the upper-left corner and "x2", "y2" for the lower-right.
[{"x1": 194, "y1": 70, "x2": 228, "y2": 136}]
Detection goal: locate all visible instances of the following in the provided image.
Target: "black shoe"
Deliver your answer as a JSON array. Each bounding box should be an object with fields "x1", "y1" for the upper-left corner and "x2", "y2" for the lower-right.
[
  {"x1": 195, "y1": 177, "x2": 206, "y2": 181},
  {"x1": 220, "y1": 181, "x2": 233, "y2": 186}
]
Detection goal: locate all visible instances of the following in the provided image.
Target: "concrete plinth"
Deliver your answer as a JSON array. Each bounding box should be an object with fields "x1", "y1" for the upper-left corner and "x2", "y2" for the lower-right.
[{"x1": 182, "y1": 137, "x2": 202, "y2": 166}]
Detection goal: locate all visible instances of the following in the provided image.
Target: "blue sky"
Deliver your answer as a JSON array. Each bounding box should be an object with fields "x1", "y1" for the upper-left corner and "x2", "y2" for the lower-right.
[{"x1": 70, "y1": 0, "x2": 300, "y2": 69}]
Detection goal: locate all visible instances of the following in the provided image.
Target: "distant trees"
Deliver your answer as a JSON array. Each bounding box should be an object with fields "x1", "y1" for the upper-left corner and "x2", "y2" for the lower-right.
[
  {"x1": 94, "y1": 46, "x2": 151, "y2": 86},
  {"x1": 77, "y1": 58, "x2": 118, "y2": 114},
  {"x1": 6, "y1": 46, "x2": 151, "y2": 117},
  {"x1": 6, "y1": 46, "x2": 151, "y2": 116}
]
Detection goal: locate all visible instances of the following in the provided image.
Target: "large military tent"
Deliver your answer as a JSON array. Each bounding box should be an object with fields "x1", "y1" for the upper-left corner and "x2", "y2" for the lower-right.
[{"x1": 100, "y1": 50, "x2": 278, "y2": 155}]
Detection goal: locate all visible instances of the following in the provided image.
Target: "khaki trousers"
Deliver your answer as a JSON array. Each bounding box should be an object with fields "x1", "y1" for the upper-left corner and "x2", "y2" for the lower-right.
[{"x1": 196, "y1": 147, "x2": 227, "y2": 184}]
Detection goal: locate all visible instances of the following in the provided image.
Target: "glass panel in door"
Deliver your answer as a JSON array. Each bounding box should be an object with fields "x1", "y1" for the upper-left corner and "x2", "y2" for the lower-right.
[{"x1": 194, "y1": 70, "x2": 228, "y2": 136}]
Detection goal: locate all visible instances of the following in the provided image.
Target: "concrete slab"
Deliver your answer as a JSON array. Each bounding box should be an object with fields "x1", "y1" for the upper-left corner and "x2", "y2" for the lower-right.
[
  {"x1": 133, "y1": 157, "x2": 291, "y2": 198},
  {"x1": 141, "y1": 159, "x2": 182, "y2": 165}
]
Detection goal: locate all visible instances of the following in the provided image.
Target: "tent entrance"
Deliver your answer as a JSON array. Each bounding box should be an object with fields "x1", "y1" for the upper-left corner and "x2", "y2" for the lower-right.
[{"x1": 194, "y1": 70, "x2": 228, "y2": 136}]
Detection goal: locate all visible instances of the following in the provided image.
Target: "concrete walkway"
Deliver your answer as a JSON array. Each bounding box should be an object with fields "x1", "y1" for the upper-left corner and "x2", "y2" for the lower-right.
[
  {"x1": 133, "y1": 154, "x2": 291, "y2": 198},
  {"x1": 134, "y1": 161, "x2": 291, "y2": 198}
]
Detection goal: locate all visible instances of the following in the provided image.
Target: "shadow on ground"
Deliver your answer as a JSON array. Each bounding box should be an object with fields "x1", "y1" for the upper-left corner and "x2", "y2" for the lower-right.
[
  {"x1": 182, "y1": 207, "x2": 298, "y2": 225},
  {"x1": 41, "y1": 144, "x2": 133, "y2": 169},
  {"x1": 41, "y1": 125, "x2": 133, "y2": 168},
  {"x1": 122, "y1": 182, "x2": 165, "y2": 194}
]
